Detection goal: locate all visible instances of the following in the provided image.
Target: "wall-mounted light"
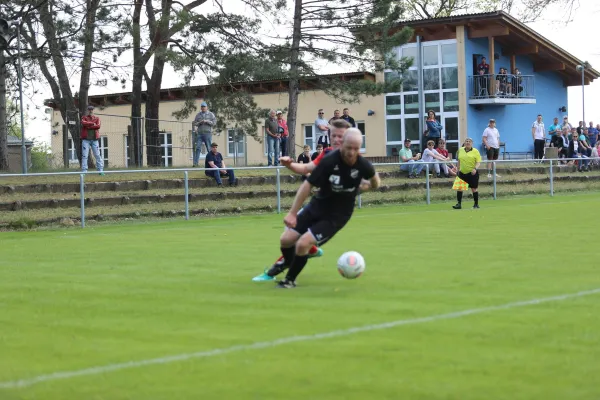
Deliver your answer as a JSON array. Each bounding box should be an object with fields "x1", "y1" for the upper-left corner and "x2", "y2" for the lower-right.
[
  {"x1": 367, "y1": 109, "x2": 375, "y2": 116},
  {"x1": 559, "y1": 106, "x2": 567, "y2": 112},
  {"x1": 52, "y1": 130, "x2": 59, "y2": 135}
]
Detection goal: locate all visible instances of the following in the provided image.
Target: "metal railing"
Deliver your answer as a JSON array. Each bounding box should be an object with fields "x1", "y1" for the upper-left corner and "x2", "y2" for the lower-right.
[
  {"x1": 468, "y1": 74, "x2": 535, "y2": 100},
  {"x1": 1, "y1": 157, "x2": 599, "y2": 229}
]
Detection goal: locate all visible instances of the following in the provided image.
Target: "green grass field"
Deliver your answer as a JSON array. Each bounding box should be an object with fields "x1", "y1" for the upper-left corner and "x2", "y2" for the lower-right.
[{"x1": 1, "y1": 193, "x2": 600, "y2": 400}]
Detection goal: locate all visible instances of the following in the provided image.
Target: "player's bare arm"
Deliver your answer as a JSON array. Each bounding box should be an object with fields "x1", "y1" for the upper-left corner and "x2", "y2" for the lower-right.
[
  {"x1": 279, "y1": 157, "x2": 315, "y2": 175},
  {"x1": 369, "y1": 172, "x2": 381, "y2": 190},
  {"x1": 284, "y1": 180, "x2": 313, "y2": 228}
]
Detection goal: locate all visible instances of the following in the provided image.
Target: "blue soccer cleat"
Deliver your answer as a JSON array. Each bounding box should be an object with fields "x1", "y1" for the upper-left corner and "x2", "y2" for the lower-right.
[
  {"x1": 308, "y1": 247, "x2": 324, "y2": 258},
  {"x1": 252, "y1": 269, "x2": 276, "y2": 282}
]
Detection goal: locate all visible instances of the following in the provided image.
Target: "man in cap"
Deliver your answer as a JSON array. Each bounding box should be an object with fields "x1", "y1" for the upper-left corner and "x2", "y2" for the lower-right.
[
  {"x1": 80, "y1": 105, "x2": 104, "y2": 175},
  {"x1": 205, "y1": 142, "x2": 238, "y2": 186},
  {"x1": 193, "y1": 101, "x2": 217, "y2": 167},
  {"x1": 398, "y1": 138, "x2": 423, "y2": 178},
  {"x1": 482, "y1": 118, "x2": 501, "y2": 179}
]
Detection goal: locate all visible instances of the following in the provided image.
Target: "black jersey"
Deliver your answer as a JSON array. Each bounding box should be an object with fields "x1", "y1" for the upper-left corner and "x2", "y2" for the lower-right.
[{"x1": 307, "y1": 149, "x2": 375, "y2": 215}]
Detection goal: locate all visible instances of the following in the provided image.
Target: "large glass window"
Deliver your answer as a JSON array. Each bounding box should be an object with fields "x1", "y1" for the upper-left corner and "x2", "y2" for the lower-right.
[
  {"x1": 386, "y1": 95, "x2": 401, "y2": 115},
  {"x1": 404, "y1": 118, "x2": 420, "y2": 142},
  {"x1": 443, "y1": 92, "x2": 459, "y2": 112},
  {"x1": 357, "y1": 121, "x2": 366, "y2": 151},
  {"x1": 384, "y1": 40, "x2": 459, "y2": 151},
  {"x1": 425, "y1": 93, "x2": 440, "y2": 113},
  {"x1": 404, "y1": 94, "x2": 419, "y2": 115},
  {"x1": 441, "y1": 44, "x2": 457, "y2": 65},
  {"x1": 423, "y1": 46, "x2": 438, "y2": 66},
  {"x1": 386, "y1": 119, "x2": 402, "y2": 142},
  {"x1": 423, "y1": 69, "x2": 440, "y2": 90},
  {"x1": 402, "y1": 70, "x2": 418, "y2": 92},
  {"x1": 442, "y1": 67, "x2": 458, "y2": 89}
]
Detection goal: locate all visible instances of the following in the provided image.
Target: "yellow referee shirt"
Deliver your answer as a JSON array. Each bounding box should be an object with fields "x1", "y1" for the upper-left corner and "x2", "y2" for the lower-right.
[{"x1": 457, "y1": 147, "x2": 482, "y2": 174}]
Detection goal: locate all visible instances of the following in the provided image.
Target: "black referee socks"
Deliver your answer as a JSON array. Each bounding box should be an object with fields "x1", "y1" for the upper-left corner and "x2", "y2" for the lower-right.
[
  {"x1": 456, "y1": 191, "x2": 463, "y2": 203},
  {"x1": 473, "y1": 192, "x2": 479, "y2": 206}
]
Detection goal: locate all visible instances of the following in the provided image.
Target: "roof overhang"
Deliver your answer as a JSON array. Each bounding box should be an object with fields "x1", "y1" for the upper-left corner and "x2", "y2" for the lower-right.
[
  {"x1": 43, "y1": 72, "x2": 376, "y2": 109},
  {"x1": 389, "y1": 11, "x2": 600, "y2": 86}
]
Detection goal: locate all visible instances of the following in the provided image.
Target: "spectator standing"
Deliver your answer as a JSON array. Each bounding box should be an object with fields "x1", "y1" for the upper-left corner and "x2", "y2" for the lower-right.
[
  {"x1": 453, "y1": 138, "x2": 482, "y2": 209},
  {"x1": 341, "y1": 108, "x2": 356, "y2": 127},
  {"x1": 548, "y1": 117, "x2": 561, "y2": 139},
  {"x1": 276, "y1": 110, "x2": 289, "y2": 157},
  {"x1": 424, "y1": 110, "x2": 443, "y2": 147},
  {"x1": 314, "y1": 109, "x2": 329, "y2": 147},
  {"x1": 192, "y1": 101, "x2": 216, "y2": 167},
  {"x1": 80, "y1": 105, "x2": 104, "y2": 175},
  {"x1": 477, "y1": 57, "x2": 490, "y2": 74},
  {"x1": 587, "y1": 121, "x2": 598, "y2": 148},
  {"x1": 265, "y1": 109, "x2": 280, "y2": 166},
  {"x1": 205, "y1": 143, "x2": 238, "y2": 186},
  {"x1": 562, "y1": 116, "x2": 573, "y2": 131},
  {"x1": 482, "y1": 118, "x2": 501, "y2": 178},
  {"x1": 531, "y1": 114, "x2": 545, "y2": 160}
]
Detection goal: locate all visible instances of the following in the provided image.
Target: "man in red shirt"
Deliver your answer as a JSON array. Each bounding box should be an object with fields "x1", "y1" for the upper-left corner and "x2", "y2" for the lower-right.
[
  {"x1": 276, "y1": 110, "x2": 289, "y2": 157},
  {"x1": 477, "y1": 57, "x2": 489, "y2": 74},
  {"x1": 252, "y1": 119, "x2": 350, "y2": 282},
  {"x1": 80, "y1": 105, "x2": 104, "y2": 175}
]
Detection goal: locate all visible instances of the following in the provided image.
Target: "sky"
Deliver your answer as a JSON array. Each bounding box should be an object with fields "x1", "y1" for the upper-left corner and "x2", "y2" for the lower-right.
[{"x1": 21, "y1": 0, "x2": 600, "y2": 145}]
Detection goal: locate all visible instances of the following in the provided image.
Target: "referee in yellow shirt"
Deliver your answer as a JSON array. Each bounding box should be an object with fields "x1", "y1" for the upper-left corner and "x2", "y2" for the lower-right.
[{"x1": 453, "y1": 138, "x2": 482, "y2": 209}]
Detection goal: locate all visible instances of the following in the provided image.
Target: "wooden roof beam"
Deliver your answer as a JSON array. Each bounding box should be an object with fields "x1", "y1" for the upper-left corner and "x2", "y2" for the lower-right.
[
  {"x1": 534, "y1": 62, "x2": 565, "y2": 72},
  {"x1": 468, "y1": 26, "x2": 510, "y2": 39},
  {"x1": 503, "y1": 45, "x2": 539, "y2": 56}
]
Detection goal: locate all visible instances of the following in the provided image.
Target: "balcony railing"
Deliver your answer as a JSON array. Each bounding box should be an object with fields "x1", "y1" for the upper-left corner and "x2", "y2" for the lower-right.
[{"x1": 468, "y1": 74, "x2": 535, "y2": 102}]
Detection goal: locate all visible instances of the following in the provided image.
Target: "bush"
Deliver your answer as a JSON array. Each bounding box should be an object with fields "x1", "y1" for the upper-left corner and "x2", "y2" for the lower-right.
[{"x1": 30, "y1": 140, "x2": 53, "y2": 171}]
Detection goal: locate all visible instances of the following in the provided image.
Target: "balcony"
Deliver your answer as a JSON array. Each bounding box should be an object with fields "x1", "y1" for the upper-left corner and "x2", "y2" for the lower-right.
[{"x1": 468, "y1": 74, "x2": 536, "y2": 105}]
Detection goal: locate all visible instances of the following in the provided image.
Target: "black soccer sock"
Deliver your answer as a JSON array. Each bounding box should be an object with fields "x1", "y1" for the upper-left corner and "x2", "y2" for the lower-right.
[
  {"x1": 456, "y1": 191, "x2": 463, "y2": 204},
  {"x1": 473, "y1": 191, "x2": 479, "y2": 206},
  {"x1": 281, "y1": 246, "x2": 295, "y2": 266},
  {"x1": 285, "y1": 254, "x2": 309, "y2": 282}
]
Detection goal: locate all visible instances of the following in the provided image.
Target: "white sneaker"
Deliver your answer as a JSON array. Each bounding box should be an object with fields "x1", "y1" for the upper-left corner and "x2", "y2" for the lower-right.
[
  {"x1": 487, "y1": 173, "x2": 492, "y2": 179},
  {"x1": 495, "y1": 173, "x2": 501, "y2": 178}
]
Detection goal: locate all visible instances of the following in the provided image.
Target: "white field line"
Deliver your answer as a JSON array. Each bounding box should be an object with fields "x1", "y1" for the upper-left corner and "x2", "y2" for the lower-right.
[{"x1": 1, "y1": 287, "x2": 599, "y2": 390}]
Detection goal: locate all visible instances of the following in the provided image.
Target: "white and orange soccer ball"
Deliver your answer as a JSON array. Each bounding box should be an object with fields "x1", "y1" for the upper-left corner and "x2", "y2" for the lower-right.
[{"x1": 337, "y1": 251, "x2": 366, "y2": 279}]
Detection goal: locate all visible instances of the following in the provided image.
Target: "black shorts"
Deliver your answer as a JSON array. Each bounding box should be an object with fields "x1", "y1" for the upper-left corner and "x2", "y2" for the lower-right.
[
  {"x1": 458, "y1": 171, "x2": 479, "y2": 189},
  {"x1": 292, "y1": 202, "x2": 350, "y2": 246},
  {"x1": 486, "y1": 147, "x2": 499, "y2": 160}
]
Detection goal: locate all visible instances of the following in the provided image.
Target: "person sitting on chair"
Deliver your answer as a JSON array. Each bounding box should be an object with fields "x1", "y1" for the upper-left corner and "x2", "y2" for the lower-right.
[{"x1": 205, "y1": 143, "x2": 239, "y2": 186}]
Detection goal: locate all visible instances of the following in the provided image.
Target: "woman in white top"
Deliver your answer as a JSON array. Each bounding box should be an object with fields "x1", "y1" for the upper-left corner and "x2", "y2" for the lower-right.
[{"x1": 422, "y1": 140, "x2": 450, "y2": 178}]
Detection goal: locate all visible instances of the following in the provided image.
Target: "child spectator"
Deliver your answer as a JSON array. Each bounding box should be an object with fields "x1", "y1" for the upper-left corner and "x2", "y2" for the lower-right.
[
  {"x1": 297, "y1": 145, "x2": 311, "y2": 164},
  {"x1": 311, "y1": 144, "x2": 323, "y2": 161}
]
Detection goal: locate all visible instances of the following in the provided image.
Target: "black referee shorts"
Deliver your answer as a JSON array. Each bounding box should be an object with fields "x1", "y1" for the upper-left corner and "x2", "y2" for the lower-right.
[
  {"x1": 458, "y1": 170, "x2": 479, "y2": 189},
  {"x1": 292, "y1": 202, "x2": 350, "y2": 246}
]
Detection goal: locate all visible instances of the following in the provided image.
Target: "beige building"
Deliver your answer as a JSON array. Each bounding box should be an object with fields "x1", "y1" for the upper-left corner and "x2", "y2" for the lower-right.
[{"x1": 47, "y1": 72, "x2": 387, "y2": 169}]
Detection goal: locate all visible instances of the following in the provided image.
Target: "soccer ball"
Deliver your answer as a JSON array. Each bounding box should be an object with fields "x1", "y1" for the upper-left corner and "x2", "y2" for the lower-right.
[{"x1": 337, "y1": 251, "x2": 366, "y2": 279}]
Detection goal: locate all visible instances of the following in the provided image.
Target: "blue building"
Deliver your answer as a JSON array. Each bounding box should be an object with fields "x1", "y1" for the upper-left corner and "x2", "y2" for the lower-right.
[{"x1": 384, "y1": 11, "x2": 600, "y2": 158}]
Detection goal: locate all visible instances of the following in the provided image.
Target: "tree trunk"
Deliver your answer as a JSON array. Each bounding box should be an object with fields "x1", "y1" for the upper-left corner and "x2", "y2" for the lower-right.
[
  {"x1": 0, "y1": 52, "x2": 9, "y2": 171},
  {"x1": 131, "y1": 0, "x2": 144, "y2": 167},
  {"x1": 39, "y1": 0, "x2": 82, "y2": 163},
  {"x1": 78, "y1": 0, "x2": 100, "y2": 119},
  {"x1": 286, "y1": 0, "x2": 303, "y2": 160},
  {"x1": 145, "y1": 44, "x2": 167, "y2": 167}
]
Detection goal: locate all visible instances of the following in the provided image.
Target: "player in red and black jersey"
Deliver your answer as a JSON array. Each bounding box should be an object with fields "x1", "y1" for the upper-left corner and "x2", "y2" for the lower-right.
[{"x1": 252, "y1": 120, "x2": 348, "y2": 282}]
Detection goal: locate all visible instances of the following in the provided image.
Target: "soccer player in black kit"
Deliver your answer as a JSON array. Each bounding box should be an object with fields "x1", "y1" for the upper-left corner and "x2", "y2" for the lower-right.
[{"x1": 275, "y1": 128, "x2": 381, "y2": 288}]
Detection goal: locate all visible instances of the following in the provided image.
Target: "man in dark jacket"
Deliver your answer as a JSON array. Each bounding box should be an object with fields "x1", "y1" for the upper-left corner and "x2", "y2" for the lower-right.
[{"x1": 80, "y1": 105, "x2": 104, "y2": 175}]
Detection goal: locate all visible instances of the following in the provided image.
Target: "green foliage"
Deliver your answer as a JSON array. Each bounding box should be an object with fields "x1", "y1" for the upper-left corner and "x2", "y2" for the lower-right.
[
  {"x1": 30, "y1": 139, "x2": 52, "y2": 171},
  {"x1": 7, "y1": 217, "x2": 37, "y2": 230}
]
